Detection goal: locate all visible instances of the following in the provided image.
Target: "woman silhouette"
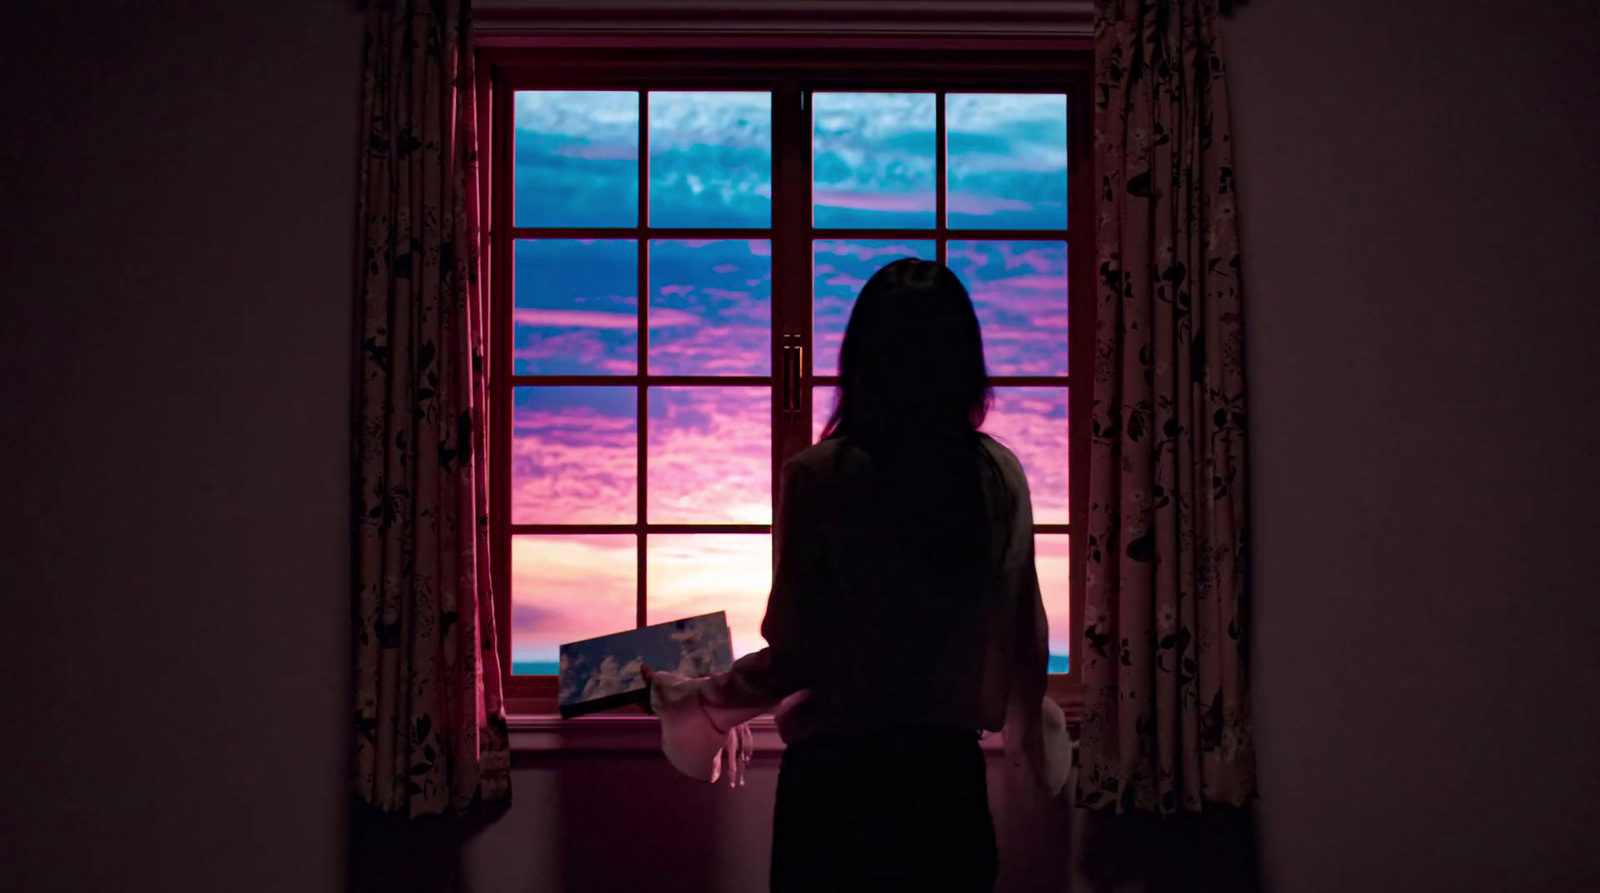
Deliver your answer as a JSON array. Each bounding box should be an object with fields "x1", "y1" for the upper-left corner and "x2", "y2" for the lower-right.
[{"x1": 646, "y1": 258, "x2": 1068, "y2": 893}]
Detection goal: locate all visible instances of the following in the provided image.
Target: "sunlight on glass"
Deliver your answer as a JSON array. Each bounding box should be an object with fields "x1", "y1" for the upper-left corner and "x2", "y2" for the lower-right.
[
  {"x1": 985, "y1": 388, "x2": 1070, "y2": 523},
  {"x1": 512, "y1": 534, "x2": 637, "y2": 673},
  {"x1": 1036, "y1": 534, "x2": 1072, "y2": 672},
  {"x1": 512, "y1": 387, "x2": 637, "y2": 524},
  {"x1": 514, "y1": 91, "x2": 639, "y2": 228},
  {"x1": 812, "y1": 92, "x2": 936, "y2": 228},
  {"x1": 812, "y1": 239, "x2": 937, "y2": 376},
  {"x1": 649, "y1": 92, "x2": 772, "y2": 228},
  {"x1": 647, "y1": 534, "x2": 773, "y2": 659},
  {"x1": 647, "y1": 387, "x2": 772, "y2": 524},
  {"x1": 648, "y1": 240, "x2": 772, "y2": 375},
  {"x1": 947, "y1": 240, "x2": 1069, "y2": 376},
  {"x1": 946, "y1": 93, "x2": 1068, "y2": 230},
  {"x1": 514, "y1": 240, "x2": 637, "y2": 375}
]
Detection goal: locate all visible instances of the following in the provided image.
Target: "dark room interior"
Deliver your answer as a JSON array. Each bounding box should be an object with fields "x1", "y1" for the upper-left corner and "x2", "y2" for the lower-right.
[{"x1": 2, "y1": 2, "x2": 1597, "y2": 892}]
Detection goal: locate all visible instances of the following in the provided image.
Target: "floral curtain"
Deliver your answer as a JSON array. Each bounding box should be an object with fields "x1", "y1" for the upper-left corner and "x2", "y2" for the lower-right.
[
  {"x1": 353, "y1": 0, "x2": 510, "y2": 816},
  {"x1": 1077, "y1": 0, "x2": 1255, "y2": 814}
]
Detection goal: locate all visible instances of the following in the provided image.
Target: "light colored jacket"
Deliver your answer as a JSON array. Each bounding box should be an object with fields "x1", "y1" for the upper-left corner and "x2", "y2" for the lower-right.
[{"x1": 651, "y1": 435, "x2": 1072, "y2": 794}]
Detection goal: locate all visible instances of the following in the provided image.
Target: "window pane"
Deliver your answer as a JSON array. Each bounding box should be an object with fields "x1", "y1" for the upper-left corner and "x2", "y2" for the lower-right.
[
  {"x1": 984, "y1": 387, "x2": 1070, "y2": 522},
  {"x1": 812, "y1": 239, "x2": 937, "y2": 377},
  {"x1": 647, "y1": 534, "x2": 772, "y2": 658},
  {"x1": 513, "y1": 387, "x2": 637, "y2": 524},
  {"x1": 649, "y1": 92, "x2": 771, "y2": 228},
  {"x1": 512, "y1": 534, "x2": 636, "y2": 674},
  {"x1": 812, "y1": 385, "x2": 838, "y2": 444},
  {"x1": 648, "y1": 239, "x2": 771, "y2": 375},
  {"x1": 1036, "y1": 534, "x2": 1071, "y2": 672},
  {"x1": 812, "y1": 92, "x2": 936, "y2": 228},
  {"x1": 647, "y1": 387, "x2": 771, "y2": 524},
  {"x1": 514, "y1": 91, "x2": 638, "y2": 228},
  {"x1": 947, "y1": 240, "x2": 1069, "y2": 376},
  {"x1": 816, "y1": 386, "x2": 1067, "y2": 521},
  {"x1": 946, "y1": 93, "x2": 1068, "y2": 230},
  {"x1": 514, "y1": 239, "x2": 637, "y2": 375}
]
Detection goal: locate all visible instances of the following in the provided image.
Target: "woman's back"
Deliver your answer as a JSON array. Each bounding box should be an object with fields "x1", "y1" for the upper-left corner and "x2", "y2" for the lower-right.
[
  {"x1": 765, "y1": 433, "x2": 1036, "y2": 742},
  {"x1": 647, "y1": 256, "x2": 1066, "y2": 893}
]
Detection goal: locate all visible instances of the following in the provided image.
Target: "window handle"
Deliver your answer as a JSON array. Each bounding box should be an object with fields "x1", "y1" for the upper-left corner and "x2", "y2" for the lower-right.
[{"x1": 782, "y1": 342, "x2": 804, "y2": 414}]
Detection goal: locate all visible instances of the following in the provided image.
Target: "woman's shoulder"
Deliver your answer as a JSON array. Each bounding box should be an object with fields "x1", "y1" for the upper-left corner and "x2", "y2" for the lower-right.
[
  {"x1": 785, "y1": 435, "x2": 1028, "y2": 491},
  {"x1": 976, "y1": 433, "x2": 1029, "y2": 489},
  {"x1": 785, "y1": 438, "x2": 844, "y2": 472}
]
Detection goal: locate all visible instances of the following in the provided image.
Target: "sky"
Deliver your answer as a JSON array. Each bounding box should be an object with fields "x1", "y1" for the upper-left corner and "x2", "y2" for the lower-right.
[{"x1": 510, "y1": 90, "x2": 1072, "y2": 671}]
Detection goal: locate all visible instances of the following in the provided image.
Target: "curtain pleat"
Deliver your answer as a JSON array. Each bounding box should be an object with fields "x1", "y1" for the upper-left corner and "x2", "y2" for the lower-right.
[
  {"x1": 353, "y1": 0, "x2": 510, "y2": 817},
  {"x1": 1078, "y1": 0, "x2": 1255, "y2": 814}
]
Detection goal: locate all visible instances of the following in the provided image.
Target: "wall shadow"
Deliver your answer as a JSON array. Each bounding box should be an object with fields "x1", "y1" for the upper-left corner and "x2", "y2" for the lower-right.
[
  {"x1": 1077, "y1": 804, "x2": 1264, "y2": 893},
  {"x1": 552, "y1": 751, "x2": 726, "y2": 893}
]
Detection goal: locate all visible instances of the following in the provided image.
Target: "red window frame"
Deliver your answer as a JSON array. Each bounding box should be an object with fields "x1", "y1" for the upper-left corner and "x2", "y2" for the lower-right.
[{"x1": 478, "y1": 44, "x2": 1093, "y2": 719}]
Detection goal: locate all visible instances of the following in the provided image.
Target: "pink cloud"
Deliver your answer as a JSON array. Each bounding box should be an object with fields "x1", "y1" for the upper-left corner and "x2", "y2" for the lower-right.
[
  {"x1": 947, "y1": 192, "x2": 1041, "y2": 216},
  {"x1": 812, "y1": 188, "x2": 936, "y2": 213},
  {"x1": 992, "y1": 274, "x2": 1068, "y2": 293},
  {"x1": 983, "y1": 388, "x2": 1070, "y2": 523},
  {"x1": 550, "y1": 142, "x2": 638, "y2": 161},
  {"x1": 516, "y1": 308, "x2": 638, "y2": 330},
  {"x1": 512, "y1": 401, "x2": 637, "y2": 524},
  {"x1": 510, "y1": 534, "x2": 636, "y2": 661},
  {"x1": 513, "y1": 330, "x2": 638, "y2": 375},
  {"x1": 648, "y1": 388, "x2": 772, "y2": 524}
]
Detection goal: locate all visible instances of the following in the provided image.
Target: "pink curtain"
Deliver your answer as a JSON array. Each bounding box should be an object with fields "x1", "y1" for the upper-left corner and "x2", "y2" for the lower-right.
[
  {"x1": 1078, "y1": 0, "x2": 1255, "y2": 814},
  {"x1": 353, "y1": 0, "x2": 510, "y2": 816}
]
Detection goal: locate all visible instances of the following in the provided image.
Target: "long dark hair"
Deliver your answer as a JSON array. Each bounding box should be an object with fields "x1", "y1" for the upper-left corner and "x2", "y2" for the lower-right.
[
  {"x1": 819, "y1": 257, "x2": 1006, "y2": 600},
  {"x1": 820, "y1": 258, "x2": 992, "y2": 446}
]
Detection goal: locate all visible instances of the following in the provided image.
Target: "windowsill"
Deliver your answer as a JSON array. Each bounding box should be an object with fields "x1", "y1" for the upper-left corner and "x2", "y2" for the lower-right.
[{"x1": 507, "y1": 691, "x2": 1081, "y2": 754}]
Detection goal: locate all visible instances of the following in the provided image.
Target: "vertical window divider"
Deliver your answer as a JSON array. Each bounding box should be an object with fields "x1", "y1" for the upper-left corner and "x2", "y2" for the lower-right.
[
  {"x1": 773, "y1": 80, "x2": 811, "y2": 491},
  {"x1": 936, "y1": 90, "x2": 948, "y2": 266},
  {"x1": 636, "y1": 89, "x2": 650, "y2": 629}
]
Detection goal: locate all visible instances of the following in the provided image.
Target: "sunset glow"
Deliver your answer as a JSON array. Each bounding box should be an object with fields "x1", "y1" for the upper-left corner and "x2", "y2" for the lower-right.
[
  {"x1": 647, "y1": 388, "x2": 771, "y2": 524},
  {"x1": 948, "y1": 241, "x2": 1071, "y2": 376},
  {"x1": 511, "y1": 534, "x2": 636, "y2": 672},
  {"x1": 986, "y1": 388, "x2": 1071, "y2": 523},
  {"x1": 646, "y1": 534, "x2": 774, "y2": 658},
  {"x1": 512, "y1": 387, "x2": 636, "y2": 524},
  {"x1": 510, "y1": 90, "x2": 1073, "y2": 673}
]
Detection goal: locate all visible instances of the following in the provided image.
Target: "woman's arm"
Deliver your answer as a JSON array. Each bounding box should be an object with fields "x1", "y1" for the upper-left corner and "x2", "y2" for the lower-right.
[
  {"x1": 650, "y1": 457, "x2": 822, "y2": 781},
  {"x1": 1000, "y1": 464, "x2": 1072, "y2": 796}
]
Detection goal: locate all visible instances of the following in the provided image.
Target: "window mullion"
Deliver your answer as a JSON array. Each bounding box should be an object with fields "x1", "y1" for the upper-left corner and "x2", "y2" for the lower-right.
[
  {"x1": 773, "y1": 82, "x2": 813, "y2": 476},
  {"x1": 636, "y1": 88, "x2": 650, "y2": 630}
]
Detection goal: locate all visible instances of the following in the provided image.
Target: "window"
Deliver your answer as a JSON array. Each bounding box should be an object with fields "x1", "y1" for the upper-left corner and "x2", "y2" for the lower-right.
[{"x1": 483, "y1": 48, "x2": 1091, "y2": 716}]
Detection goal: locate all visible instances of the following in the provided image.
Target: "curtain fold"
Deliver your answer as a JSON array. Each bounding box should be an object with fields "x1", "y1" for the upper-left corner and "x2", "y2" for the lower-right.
[
  {"x1": 1077, "y1": 0, "x2": 1255, "y2": 814},
  {"x1": 354, "y1": 0, "x2": 510, "y2": 817}
]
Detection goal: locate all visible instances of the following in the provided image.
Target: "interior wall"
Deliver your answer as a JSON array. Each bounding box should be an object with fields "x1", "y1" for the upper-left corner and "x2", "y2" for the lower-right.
[
  {"x1": 1225, "y1": 2, "x2": 1600, "y2": 892},
  {"x1": 463, "y1": 754, "x2": 1076, "y2": 892},
  {"x1": 0, "y1": 2, "x2": 363, "y2": 892},
  {"x1": 5, "y1": 2, "x2": 1597, "y2": 893}
]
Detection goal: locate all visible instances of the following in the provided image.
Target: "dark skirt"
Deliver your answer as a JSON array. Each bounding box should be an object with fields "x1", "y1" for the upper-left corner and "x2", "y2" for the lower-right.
[{"x1": 770, "y1": 726, "x2": 998, "y2": 893}]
